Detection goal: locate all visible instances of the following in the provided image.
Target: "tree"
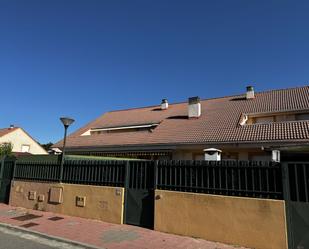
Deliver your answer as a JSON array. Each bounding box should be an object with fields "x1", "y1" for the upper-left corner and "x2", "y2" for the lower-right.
[
  {"x1": 0, "y1": 142, "x2": 13, "y2": 157},
  {"x1": 40, "y1": 142, "x2": 53, "y2": 151}
]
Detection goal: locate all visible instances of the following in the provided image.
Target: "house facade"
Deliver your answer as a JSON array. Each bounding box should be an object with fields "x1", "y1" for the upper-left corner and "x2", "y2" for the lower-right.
[
  {"x1": 53, "y1": 86, "x2": 309, "y2": 161},
  {"x1": 0, "y1": 126, "x2": 47, "y2": 155}
]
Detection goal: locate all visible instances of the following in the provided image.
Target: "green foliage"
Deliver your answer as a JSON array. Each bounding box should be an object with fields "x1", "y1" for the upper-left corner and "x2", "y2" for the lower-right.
[
  {"x1": 0, "y1": 142, "x2": 13, "y2": 157},
  {"x1": 40, "y1": 142, "x2": 53, "y2": 151}
]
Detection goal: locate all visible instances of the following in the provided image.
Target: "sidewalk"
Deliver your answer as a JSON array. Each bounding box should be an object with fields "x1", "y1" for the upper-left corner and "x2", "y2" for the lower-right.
[{"x1": 0, "y1": 204, "x2": 248, "y2": 249}]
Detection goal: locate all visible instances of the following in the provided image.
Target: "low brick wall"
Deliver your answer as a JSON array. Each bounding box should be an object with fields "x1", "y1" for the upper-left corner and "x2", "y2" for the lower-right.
[
  {"x1": 154, "y1": 190, "x2": 288, "y2": 249},
  {"x1": 9, "y1": 180, "x2": 124, "y2": 224}
]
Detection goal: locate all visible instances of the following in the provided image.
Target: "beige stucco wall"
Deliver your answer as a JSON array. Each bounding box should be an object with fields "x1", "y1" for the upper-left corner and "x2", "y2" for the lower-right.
[
  {"x1": 172, "y1": 151, "x2": 193, "y2": 160},
  {"x1": 0, "y1": 128, "x2": 47, "y2": 154},
  {"x1": 155, "y1": 190, "x2": 288, "y2": 249},
  {"x1": 10, "y1": 180, "x2": 124, "y2": 224}
]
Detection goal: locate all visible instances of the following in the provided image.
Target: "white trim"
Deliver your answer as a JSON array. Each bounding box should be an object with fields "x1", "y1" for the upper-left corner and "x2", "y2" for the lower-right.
[{"x1": 90, "y1": 123, "x2": 159, "y2": 132}]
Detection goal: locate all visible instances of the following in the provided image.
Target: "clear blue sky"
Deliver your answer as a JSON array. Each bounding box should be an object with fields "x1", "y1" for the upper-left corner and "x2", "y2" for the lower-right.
[{"x1": 0, "y1": 0, "x2": 308, "y2": 144}]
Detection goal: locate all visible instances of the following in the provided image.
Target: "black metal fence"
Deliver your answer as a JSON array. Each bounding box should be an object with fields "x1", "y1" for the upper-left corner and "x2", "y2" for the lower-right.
[
  {"x1": 127, "y1": 161, "x2": 154, "y2": 189},
  {"x1": 13, "y1": 159, "x2": 309, "y2": 201},
  {"x1": 157, "y1": 160, "x2": 283, "y2": 199},
  {"x1": 14, "y1": 161, "x2": 61, "y2": 182},
  {"x1": 14, "y1": 160, "x2": 126, "y2": 187},
  {"x1": 62, "y1": 160, "x2": 125, "y2": 186},
  {"x1": 283, "y1": 162, "x2": 309, "y2": 202},
  {"x1": 0, "y1": 157, "x2": 16, "y2": 203}
]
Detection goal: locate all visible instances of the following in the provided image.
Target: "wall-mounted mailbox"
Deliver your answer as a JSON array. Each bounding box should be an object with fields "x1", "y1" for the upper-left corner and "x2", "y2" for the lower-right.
[
  {"x1": 38, "y1": 194, "x2": 45, "y2": 202},
  {"x1": 204, "y1": 148, "x2": 222, "y2": 161},
  {"x1": 28, "y1": 191, "x2": 36, "y2": 200},
  {"x1": 76, "y1": 196, "x2": 86, "y2": 207}
]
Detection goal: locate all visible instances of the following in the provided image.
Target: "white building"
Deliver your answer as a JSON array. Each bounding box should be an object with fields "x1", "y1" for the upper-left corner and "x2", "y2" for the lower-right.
[{"x1": 0, "y1": 126, "x2": 47, "y2": 155}]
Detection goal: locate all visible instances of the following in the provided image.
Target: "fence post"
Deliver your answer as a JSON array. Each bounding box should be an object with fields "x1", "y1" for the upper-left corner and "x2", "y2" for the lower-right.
[
  {"x1": 123, "y1": 161, "x2": 130, "y2": 224},
  {"x1": 0, "y1": 156, "x2": 6, "y2": 183},
  {"x1": 59, "y1": 155, "x2": 64, "y2": 183},
  {"x1": 281, "y1": 162, "x2": 291, "y2": 201},
  {"x1": 154, "y1": 160, "x2": 158, "y2": 190},
  {"x1": 281, "y1": 162, "x2": 294, "y2": 249},
  {"x1": 12, "y1": 158, "x2": 17, "y2": 181}
]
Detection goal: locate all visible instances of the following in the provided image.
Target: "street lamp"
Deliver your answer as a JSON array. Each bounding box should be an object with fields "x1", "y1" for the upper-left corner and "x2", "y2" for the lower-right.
[{"x1": 59, "y1": 117, "x2": 74, "y2": 182}]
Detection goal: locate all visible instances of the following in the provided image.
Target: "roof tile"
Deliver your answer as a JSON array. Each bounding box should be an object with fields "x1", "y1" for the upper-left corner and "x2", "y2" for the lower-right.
[{"x1": 54, "y1": 86, "x2": 309, "y2": 149}]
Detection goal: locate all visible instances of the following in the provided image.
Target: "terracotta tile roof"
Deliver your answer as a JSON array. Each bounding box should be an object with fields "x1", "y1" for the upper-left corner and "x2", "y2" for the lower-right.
[
  {"x1": 0, "y1": 127, "x2": 18, "y2": 137},
  {"x1": 54, "y1": 86, "x2": 309, "y2": 149}
]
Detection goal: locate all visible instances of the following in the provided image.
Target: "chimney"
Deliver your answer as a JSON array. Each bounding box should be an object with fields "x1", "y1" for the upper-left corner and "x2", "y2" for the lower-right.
[
  {"x1": 161, "y1": 99, "x2": 168, "y2": 110},
  {"x1": 188, "y1": 96, "x2": 201, "y2": 118},
  {"x1": 246, "y1": 86, "x2": 255, "y2": 99},
  {"x1": 9, "y1": 124, "x2": 14, "y2": 129}
]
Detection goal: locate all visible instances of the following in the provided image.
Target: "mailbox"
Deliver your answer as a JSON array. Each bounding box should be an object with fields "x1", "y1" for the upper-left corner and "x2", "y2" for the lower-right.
[{"x1": 204, "y1": 148, "x2": 222, "y2": 161}]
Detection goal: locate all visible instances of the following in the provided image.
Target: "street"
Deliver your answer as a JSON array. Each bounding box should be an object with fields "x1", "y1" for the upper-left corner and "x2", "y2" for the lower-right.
[{"x1": 0, "y1": 226, "x2": 86, "y2": 249}]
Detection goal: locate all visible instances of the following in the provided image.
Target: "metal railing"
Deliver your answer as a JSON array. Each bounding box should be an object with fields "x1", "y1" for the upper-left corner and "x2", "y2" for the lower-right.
[
  {"x1": 14, "y1": 160, "x2": 126, "y2": 187},
  {"x1": 14, "y1": 161, "x2": 61, "y2": 182},
  {"x1": 12, "y1": 159, "x2": 300, "y2": 201},
  {"x1": 62, "y1": 160, "x2": 125, "y2": 187},
  {"x1": 127, "y1": 161, "x2": 154, "y2": 189},
  {"x1": 157, "y1": 160, "x2": 283, "y2": 199},
  {"x1": 283, "y1": 162, "x2": 309, "y2": 202}
]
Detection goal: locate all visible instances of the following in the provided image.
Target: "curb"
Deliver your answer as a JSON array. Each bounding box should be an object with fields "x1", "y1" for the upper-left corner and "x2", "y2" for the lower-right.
[{"x1": 0, "y1": 222, "x2": 103, "y2": 249}]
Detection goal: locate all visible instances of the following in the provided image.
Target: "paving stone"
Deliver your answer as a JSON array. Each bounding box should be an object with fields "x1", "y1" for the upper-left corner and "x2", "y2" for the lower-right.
[{"x1": 0, "y1": 203, "x2": 249, "y2": 249}]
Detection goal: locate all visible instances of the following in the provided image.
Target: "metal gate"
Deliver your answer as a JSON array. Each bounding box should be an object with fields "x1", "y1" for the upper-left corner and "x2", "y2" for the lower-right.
[
  {"x1": 0, "y1": 158, "x2": 15, "y2": 203},
  {"x1": 124, "y1": 161, "x2": 155, "y2": 228},
  {"x1": 282, "y1": 162, "x2": 309, "y2": 249}
]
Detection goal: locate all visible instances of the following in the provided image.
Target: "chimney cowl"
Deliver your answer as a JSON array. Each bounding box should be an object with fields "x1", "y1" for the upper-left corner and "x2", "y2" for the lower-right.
[
  {"x1": 9, "y1": 124, "x2": 14, "y2": 129},
  {"x1": 246, "y1": 85, "x2": 255, "y2": 99},
  {"x1": 188, "y1": 96, "x2": 201, "y2": 118},
  {"x1": 188, "y1": 96, "x2": 200, "y2": 105},
  {"x1": 161, "y1": 99, "x2": 168, "y2": 110}
]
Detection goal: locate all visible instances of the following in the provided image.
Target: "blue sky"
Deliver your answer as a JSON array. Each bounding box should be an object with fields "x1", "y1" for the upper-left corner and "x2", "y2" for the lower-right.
[{"x1": 0, "y1": 0, "x2": 309, "y2": 144}]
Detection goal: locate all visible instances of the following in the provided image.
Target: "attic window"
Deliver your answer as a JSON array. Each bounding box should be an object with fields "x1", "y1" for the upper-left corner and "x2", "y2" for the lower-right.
[
  {"x1": 239, "y1": 110, "x2": 309, "y2": 125},
  {"x1": 81, "y1": 123, "x2": 159, "y2": 136}
]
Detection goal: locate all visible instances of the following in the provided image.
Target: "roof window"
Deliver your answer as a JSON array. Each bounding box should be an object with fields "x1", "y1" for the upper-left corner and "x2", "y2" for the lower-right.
[{"x1": 239, "y1": 110, "x2": 309, "y2": 125}]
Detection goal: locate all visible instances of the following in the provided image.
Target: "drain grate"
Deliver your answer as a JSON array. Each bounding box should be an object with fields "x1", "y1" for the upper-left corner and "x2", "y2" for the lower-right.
[
  {"x1": 20, "y1": 222, "x2": 39, "y2": 228},
  {"x1": 12, "y1": 214, "x2": 42, "y2": 221},
  {"x1": 48, "y1": 216, "x2": 64, "y2": 221}
]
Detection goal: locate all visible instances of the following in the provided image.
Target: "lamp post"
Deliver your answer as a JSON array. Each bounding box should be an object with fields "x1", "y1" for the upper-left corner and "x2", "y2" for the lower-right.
[{"x1": 59, "y1": 117, "x2": 74, "y2": 182}]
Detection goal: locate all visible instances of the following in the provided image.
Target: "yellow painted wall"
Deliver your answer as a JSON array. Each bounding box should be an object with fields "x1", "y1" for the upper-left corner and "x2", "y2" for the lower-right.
[
  {"x1": 155, "y1": 190, "x2": 288, "y2": 249},
  {"x1": 9, "y1": 180, "x2": 124, "y2": 224}
]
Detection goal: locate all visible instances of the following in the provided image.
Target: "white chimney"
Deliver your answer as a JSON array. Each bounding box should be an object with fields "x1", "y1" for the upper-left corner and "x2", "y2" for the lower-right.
[
  {"x1": 188, "y1": 96, "x2": 201, "y2": 118},
  {"x1": 246, "y1": 86, "x2": 255, "y2": 99},
  {"x1": 161, "y1": 99, "x2": 168, "y2": 110}
]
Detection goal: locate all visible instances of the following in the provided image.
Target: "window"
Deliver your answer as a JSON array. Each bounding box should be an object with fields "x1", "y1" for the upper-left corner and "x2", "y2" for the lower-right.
[
  {"x1": 241, "y1": 111, "x2": 309, "y2": 125},
  {"x1": 89, "y1": 123, "x2": 159, "y2": 135},
  {"x1": 296, "y1": 113, "x2": 309, "y2": 121},
  {"x1": 21, "y1": 145, "x2": 30, "y2": 153},
  {"x1": 254, "y1": 116, "x2": 274, "y2": 124}
]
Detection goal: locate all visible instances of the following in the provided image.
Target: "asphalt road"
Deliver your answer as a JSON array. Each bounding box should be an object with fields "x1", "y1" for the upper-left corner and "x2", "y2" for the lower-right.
[{"x1": 0, "y1": 226, "x2": 87, "y2": 249}]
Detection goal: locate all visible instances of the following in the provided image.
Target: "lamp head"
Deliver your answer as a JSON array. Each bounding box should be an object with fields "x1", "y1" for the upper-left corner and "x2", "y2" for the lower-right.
[{"x1": 60, "y1": 117, "x2": 75, "y2": 127}]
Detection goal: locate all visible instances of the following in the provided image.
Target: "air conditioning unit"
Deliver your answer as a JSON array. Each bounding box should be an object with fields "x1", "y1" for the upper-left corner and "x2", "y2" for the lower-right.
[{"x1": 204, "y1": 148, "x2": 222, "y2": 161}]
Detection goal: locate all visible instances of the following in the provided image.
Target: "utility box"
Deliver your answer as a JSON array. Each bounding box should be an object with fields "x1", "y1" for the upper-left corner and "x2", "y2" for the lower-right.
[
  {"x1": 204, "y1": 148, "x2": 222, "y2": 161},
  {"x1": 49, "y1": 187, "x2": 63, "y2": 204},
  {"x1": 76, "y1": 196, "x2": 86, "y2": 207},
  {"x1": 28, "y1": 191, "x2": 36, "y2": 200}
]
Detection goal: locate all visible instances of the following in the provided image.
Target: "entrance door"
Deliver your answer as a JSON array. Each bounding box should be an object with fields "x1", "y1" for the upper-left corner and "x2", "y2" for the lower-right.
[
  {"x1": 0, "y1": 158, "x2": 15, "y2": 203},
  {"x1": 124, "y1": 161, "x2": 155, "y2": 228}
]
